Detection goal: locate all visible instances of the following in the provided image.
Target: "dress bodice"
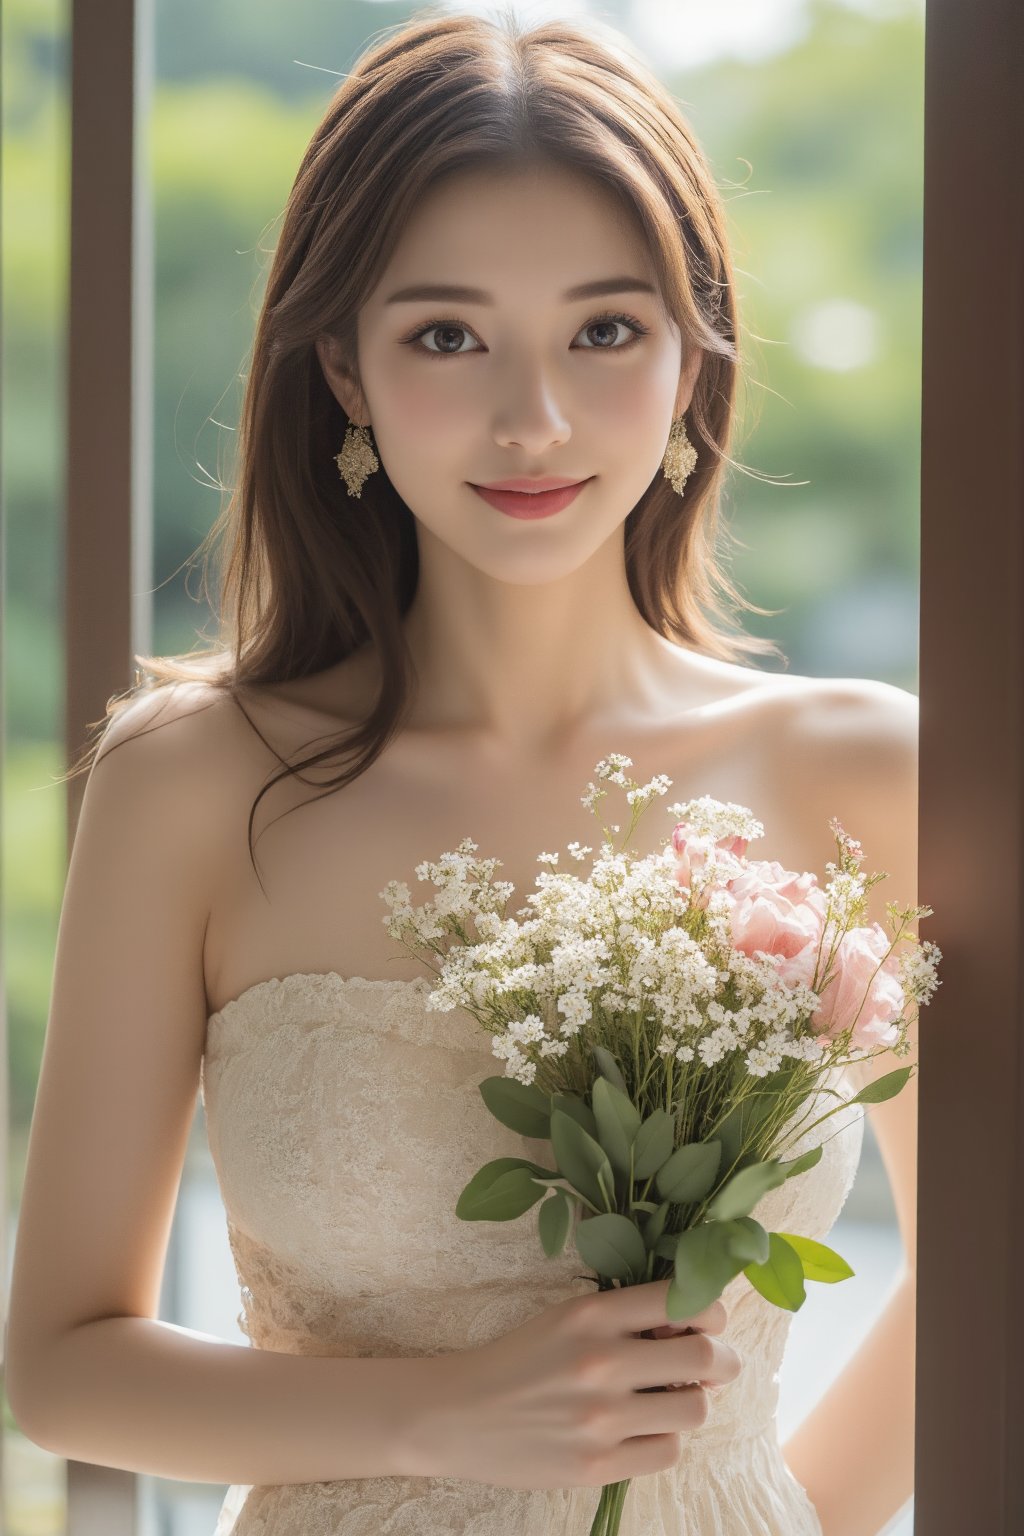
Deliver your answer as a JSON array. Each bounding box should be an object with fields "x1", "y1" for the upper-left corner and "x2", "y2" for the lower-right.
[{"x1": 199, "y1": 971, "x2": 865, "y2": 1535}]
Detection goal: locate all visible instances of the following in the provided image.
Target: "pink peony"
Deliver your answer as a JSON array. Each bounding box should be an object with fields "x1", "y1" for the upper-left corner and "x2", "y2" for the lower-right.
[
  {"x1": 720, "y1": 859, "x2": 829, "y2": 988},
  {"x1": 811, "y1": 922, "x2": 905, "y2": 1049}
]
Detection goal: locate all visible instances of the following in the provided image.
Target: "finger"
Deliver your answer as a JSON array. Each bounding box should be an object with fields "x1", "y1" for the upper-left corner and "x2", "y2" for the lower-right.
[
  {"x1": 603, "y1": 1278, "x2": 726, "y2": 1338},
  {"x1": 625, "y1": 1332, "x2": 730, "y2": 1392}
]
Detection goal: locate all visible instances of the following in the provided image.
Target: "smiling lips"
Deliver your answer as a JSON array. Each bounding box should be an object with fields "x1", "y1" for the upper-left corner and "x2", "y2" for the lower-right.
[
  {"x1": 476, "y1": 475, "x2": 588, "y2": 492},
  {"x1": 470, "y1": 477, "x2": 593, "y2": 519}
]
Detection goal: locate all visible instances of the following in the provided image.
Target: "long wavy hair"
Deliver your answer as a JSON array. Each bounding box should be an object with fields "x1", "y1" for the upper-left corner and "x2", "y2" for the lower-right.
[{"x1": 66, "y1": 3, "x2": 785, "y2": 874}]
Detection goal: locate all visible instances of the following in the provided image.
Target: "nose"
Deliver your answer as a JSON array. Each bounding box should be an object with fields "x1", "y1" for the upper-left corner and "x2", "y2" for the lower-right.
[{"x1": 491, "y1": 366, "x2": 572, "y2": 455}]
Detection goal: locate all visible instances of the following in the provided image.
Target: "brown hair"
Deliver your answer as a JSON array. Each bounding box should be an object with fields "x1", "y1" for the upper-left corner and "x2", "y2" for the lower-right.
[{"x1": 66, "y1": 2, "x2": 785, "y2": 878}]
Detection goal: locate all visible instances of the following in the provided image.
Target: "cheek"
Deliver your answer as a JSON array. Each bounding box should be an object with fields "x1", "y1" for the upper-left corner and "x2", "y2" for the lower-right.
[
  {"x1": 604, "y1": 375, "x2": 674, "y2": 457},
  {"x1": 578, "y1": 342, "x2": 681, "y2": 425},
  {"x1": 382, "y1": 363, "x2": 437, "y2": 411},
  {"x1": 376, "y1": 364, "x2": 462, "y2": 446}
]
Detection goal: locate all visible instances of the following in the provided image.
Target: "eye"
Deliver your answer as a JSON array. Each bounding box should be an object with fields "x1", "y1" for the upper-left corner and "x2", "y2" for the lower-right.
[
  {"x1": 574, "y1": 313, "x2": 650, "y2": 351},
  {"x1": 403, "y1": 319, "x2": 482, "y2": 357},
  {"x1": 399, "y1": 310, "x2": 652, "y2": 359}
]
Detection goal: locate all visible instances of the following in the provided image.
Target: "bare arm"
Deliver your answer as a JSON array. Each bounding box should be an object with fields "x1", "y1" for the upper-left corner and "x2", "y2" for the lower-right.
[
  {"x1": 18, "y1": 1315, "x2": 446, "y2": 1485},
  {"x1": 4, "y1": 683, "x2": 447, "y2": 1485},
  {"x1": 778, "y1": 678, "x2": 920, "y2": 1536},
  {"x1": 782, "y1": 1277, "x2": 915, "y2": 1536}
]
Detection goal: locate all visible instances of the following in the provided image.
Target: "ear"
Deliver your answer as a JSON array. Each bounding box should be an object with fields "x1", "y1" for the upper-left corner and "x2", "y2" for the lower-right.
[
  {"x1": 314, "y1": 334, "x2": 369, "y2": 426},
  {"x1": 675, "y1": 344, "x2": 704, "y2": 417}
]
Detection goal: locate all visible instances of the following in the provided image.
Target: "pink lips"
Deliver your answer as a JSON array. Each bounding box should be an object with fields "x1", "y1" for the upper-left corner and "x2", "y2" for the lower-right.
[
  {"x1": 470, "y1": 476, "x2": 593, "y2": 519},
  {"x1": 477, "y1": 476, "x2": 585, "y2": 492}
]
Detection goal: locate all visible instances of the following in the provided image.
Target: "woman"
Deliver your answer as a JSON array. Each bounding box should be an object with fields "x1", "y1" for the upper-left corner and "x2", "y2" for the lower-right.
[{"x1": 7, "y1": 6, "x2": 918, "y2": 1533}]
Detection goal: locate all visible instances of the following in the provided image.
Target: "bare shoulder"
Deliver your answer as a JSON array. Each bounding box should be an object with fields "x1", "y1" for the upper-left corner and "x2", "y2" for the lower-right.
[
  {"x1": 777, "y1": 674, "x2": 919, "y2": 780},
  {"x1": 770, "y1": 674, "x2": 920, "y2": 929},
  {"x1": 89, "y1": 678, "x2": 265, "y2": 834},
  {"x1": 95, "y1": 677, "x2": 241, "y2": 772},
  {"x1": 746, "y1": 675, "x2": 919, "y2": 883}
]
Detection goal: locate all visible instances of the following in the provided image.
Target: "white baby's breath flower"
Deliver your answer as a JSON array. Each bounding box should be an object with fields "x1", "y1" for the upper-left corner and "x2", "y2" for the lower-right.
[
  {"x1": 538, "y1": 1035, "x2": 571, "y2": 1059},
  {"x1": 625, "y1": 772, "x2": 673, "y2": 807},
  {"x1": 655, "y1": 1034, "x2": 696, "y2": 1064},
  {"x1": 823, "y1": 868, "x2": 868, "y2": 927},
  {"x1": 595, "y1": 753, "x2": 633, "y2": 781},
  {"x1": 492, "y1": 962, "x2": 548, "y2": 995},
  {"x1": 580, "y1": 780, "x2": 606, "y2": 812},
  {"x1": 898, "y1": 939, "x2": 943, "y2": 1005},
  {"x1": 665, "y1": 794, "x2": 765, "y2": 846},
  {"x1": 696, "y1": 1024, "x2": 738, "y2": 1067},
  {"x1": 504, "y1": 1013, "x2": 548, "y2": 1047},
  {"x1": 491, "y1": 1033, "x2": 538, "y2": 1085},
  {"x1": 745, "y1": 1043, "x2": 783, "y2": 1077}
]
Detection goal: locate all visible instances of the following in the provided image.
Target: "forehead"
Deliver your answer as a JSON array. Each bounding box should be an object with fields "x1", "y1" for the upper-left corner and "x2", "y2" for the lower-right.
[{"x1": 364, "y1": 162, "x2": 660, "y2": 310}]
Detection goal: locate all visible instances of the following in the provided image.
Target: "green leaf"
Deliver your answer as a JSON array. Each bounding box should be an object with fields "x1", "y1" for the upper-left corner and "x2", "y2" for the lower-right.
[
  {"x1": 712, "y1": 1075, "x2": 788, "y2": 1169},
  {"x1": 551, "y1": 1090, "x2": 598, "y2": 1140},
  {"x1": 550, "y1": 1108, "x2": 616, "y2": 1211},
  {"x1": 654, "y1": 1232, "x2": 681, "y2": 1263},
  {"x1": 632, "y1": 1107, "x2": 675, "y2": 1179},
  {"x1": 591, "y1": 1076, "x2": 642, "y2": 1179},
  {"x1": 705, "y1": 1157, "x2": 790, "y2": 1221},
  {"x1": 779, "y1": 1144, "x2": 823, "y2": 1179},
  {"x1": 575, "y1": 1212, "x2": 648, "y2": 1282},
  {"x1": 538, "y1": 1189, "x2": 572, "y2": 1257},
  {"x1": 455, "y1": 1158, "x2": 555, "y2": 1220},
  {"x1": 478, "y1": 1075, "x2": 552, "y2": 1138},
  {"x1": 713, "y1": 1102, "x2": 747, "y2": 1174},
  {"x1": 776, "y1": 1231, "x2": 855, "y2": 1283},
  {"x1": 721, "y1": 1215, "x2": 770, "y2": 1265},
  {"x1": 592, "y1": 1043, "x2": 629, "y2": 1095},
  {"x1": 849, "y1": 1065, "x2": 914, "y2": 1104},
  {"x1": 656, "y1": 1139, "x2": 723, "y2": 1204},
  {"x1": 667, "y1": 1222, "x2": 748, "y2": 1317},
  {"x1": 640, "y1": 1199, "x2": 671, "y2": 1252},
  {"x1": 597, "y1": 1159, "x2": 617, "y2": 1210},
  {"x1": 743, "y1": 1232, "x2": 807, "y2": 1310}
]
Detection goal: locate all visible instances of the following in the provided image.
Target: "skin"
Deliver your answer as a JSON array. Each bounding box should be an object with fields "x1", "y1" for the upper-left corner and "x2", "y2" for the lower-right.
[{"x1": 7, "y1": 163, "x2": 919, "y2": 1534}]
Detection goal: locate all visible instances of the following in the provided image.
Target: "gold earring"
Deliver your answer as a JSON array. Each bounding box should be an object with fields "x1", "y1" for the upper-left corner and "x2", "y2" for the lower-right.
[
  {"x1": 662, "y1": 414, "x2": 698, "y2": 496},
  {"x1": 334, "y1": 421, "x2": 380, "y2": 498}
]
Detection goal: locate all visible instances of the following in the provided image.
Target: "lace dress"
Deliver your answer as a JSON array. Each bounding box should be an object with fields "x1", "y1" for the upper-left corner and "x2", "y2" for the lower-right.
[{"x1": 199, "y1": 972, "x2": 865, "y2": 1535}]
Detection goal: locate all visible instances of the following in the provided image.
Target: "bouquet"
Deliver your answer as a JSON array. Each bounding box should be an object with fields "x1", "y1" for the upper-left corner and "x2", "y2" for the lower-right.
[{"x1": 380, "y1": 754, "x2": 940, "y2": 1536}]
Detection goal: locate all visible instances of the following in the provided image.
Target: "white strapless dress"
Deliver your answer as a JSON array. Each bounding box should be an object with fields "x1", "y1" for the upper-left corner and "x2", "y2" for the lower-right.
[{"x1": 199, "y1": 971, "x2": 865, "y2": 1535}]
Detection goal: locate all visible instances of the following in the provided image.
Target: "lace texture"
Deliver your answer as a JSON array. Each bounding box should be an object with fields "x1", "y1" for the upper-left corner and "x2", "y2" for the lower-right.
[{"x1": 200, "y1": 973, "x2": 865, "y2": 1535}]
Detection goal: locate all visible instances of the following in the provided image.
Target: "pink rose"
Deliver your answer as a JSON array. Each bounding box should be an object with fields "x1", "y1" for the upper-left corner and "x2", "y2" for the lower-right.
[
  {"x1": 716, "y1": 832, "x2": 751, "y2": 860},
  {"x1": 811, "y1": 922, "x2": 904, "y2": 1048},
  {"x1": 669, "y1": 823, "x2": 748, "y2": 912},
  {"x1": 721, "y1": 859, "x2": 829, "y2": 987}
]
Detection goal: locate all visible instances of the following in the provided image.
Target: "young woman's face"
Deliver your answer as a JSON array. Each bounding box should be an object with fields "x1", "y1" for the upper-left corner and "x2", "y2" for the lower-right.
[{"x1": 317, "y1": 162, "x2": 702, "y2": 586}]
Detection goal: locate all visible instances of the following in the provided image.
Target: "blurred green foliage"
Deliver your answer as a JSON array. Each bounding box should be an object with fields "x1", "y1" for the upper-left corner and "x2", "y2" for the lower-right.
[{"x1": 3, "y1": 0, "x2": 923, "y2": 1150}]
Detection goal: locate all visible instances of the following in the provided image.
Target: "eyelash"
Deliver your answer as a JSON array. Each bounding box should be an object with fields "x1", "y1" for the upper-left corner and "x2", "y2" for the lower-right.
[{"x1": 398, "y1": 310, "x2": 652, "y2": 359}]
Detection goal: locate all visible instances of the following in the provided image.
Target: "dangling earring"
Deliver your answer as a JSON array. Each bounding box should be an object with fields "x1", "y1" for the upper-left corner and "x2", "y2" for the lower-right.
[
  {"x1": 334, "y1": 421, "x2": 380, "y2": 498},
  {"x1": 662, "y1": 414, "x2": 698, "y2": 496}
]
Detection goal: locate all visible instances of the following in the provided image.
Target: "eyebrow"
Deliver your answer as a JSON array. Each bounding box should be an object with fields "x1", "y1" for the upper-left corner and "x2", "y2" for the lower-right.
[{"x1": 384, "y1": 276, "x2": 659, "y2": 305}]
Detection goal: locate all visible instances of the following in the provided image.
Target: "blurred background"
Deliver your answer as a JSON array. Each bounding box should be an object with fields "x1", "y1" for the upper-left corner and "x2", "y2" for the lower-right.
[{"x1": 3, "y1": 0, "x2": 922, "y2": 1531}]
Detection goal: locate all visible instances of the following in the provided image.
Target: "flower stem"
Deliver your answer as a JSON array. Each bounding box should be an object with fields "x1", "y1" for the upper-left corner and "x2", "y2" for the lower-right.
[{"x1": 589, "y1": 1477, "x2": 632, "y2": 1535}]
